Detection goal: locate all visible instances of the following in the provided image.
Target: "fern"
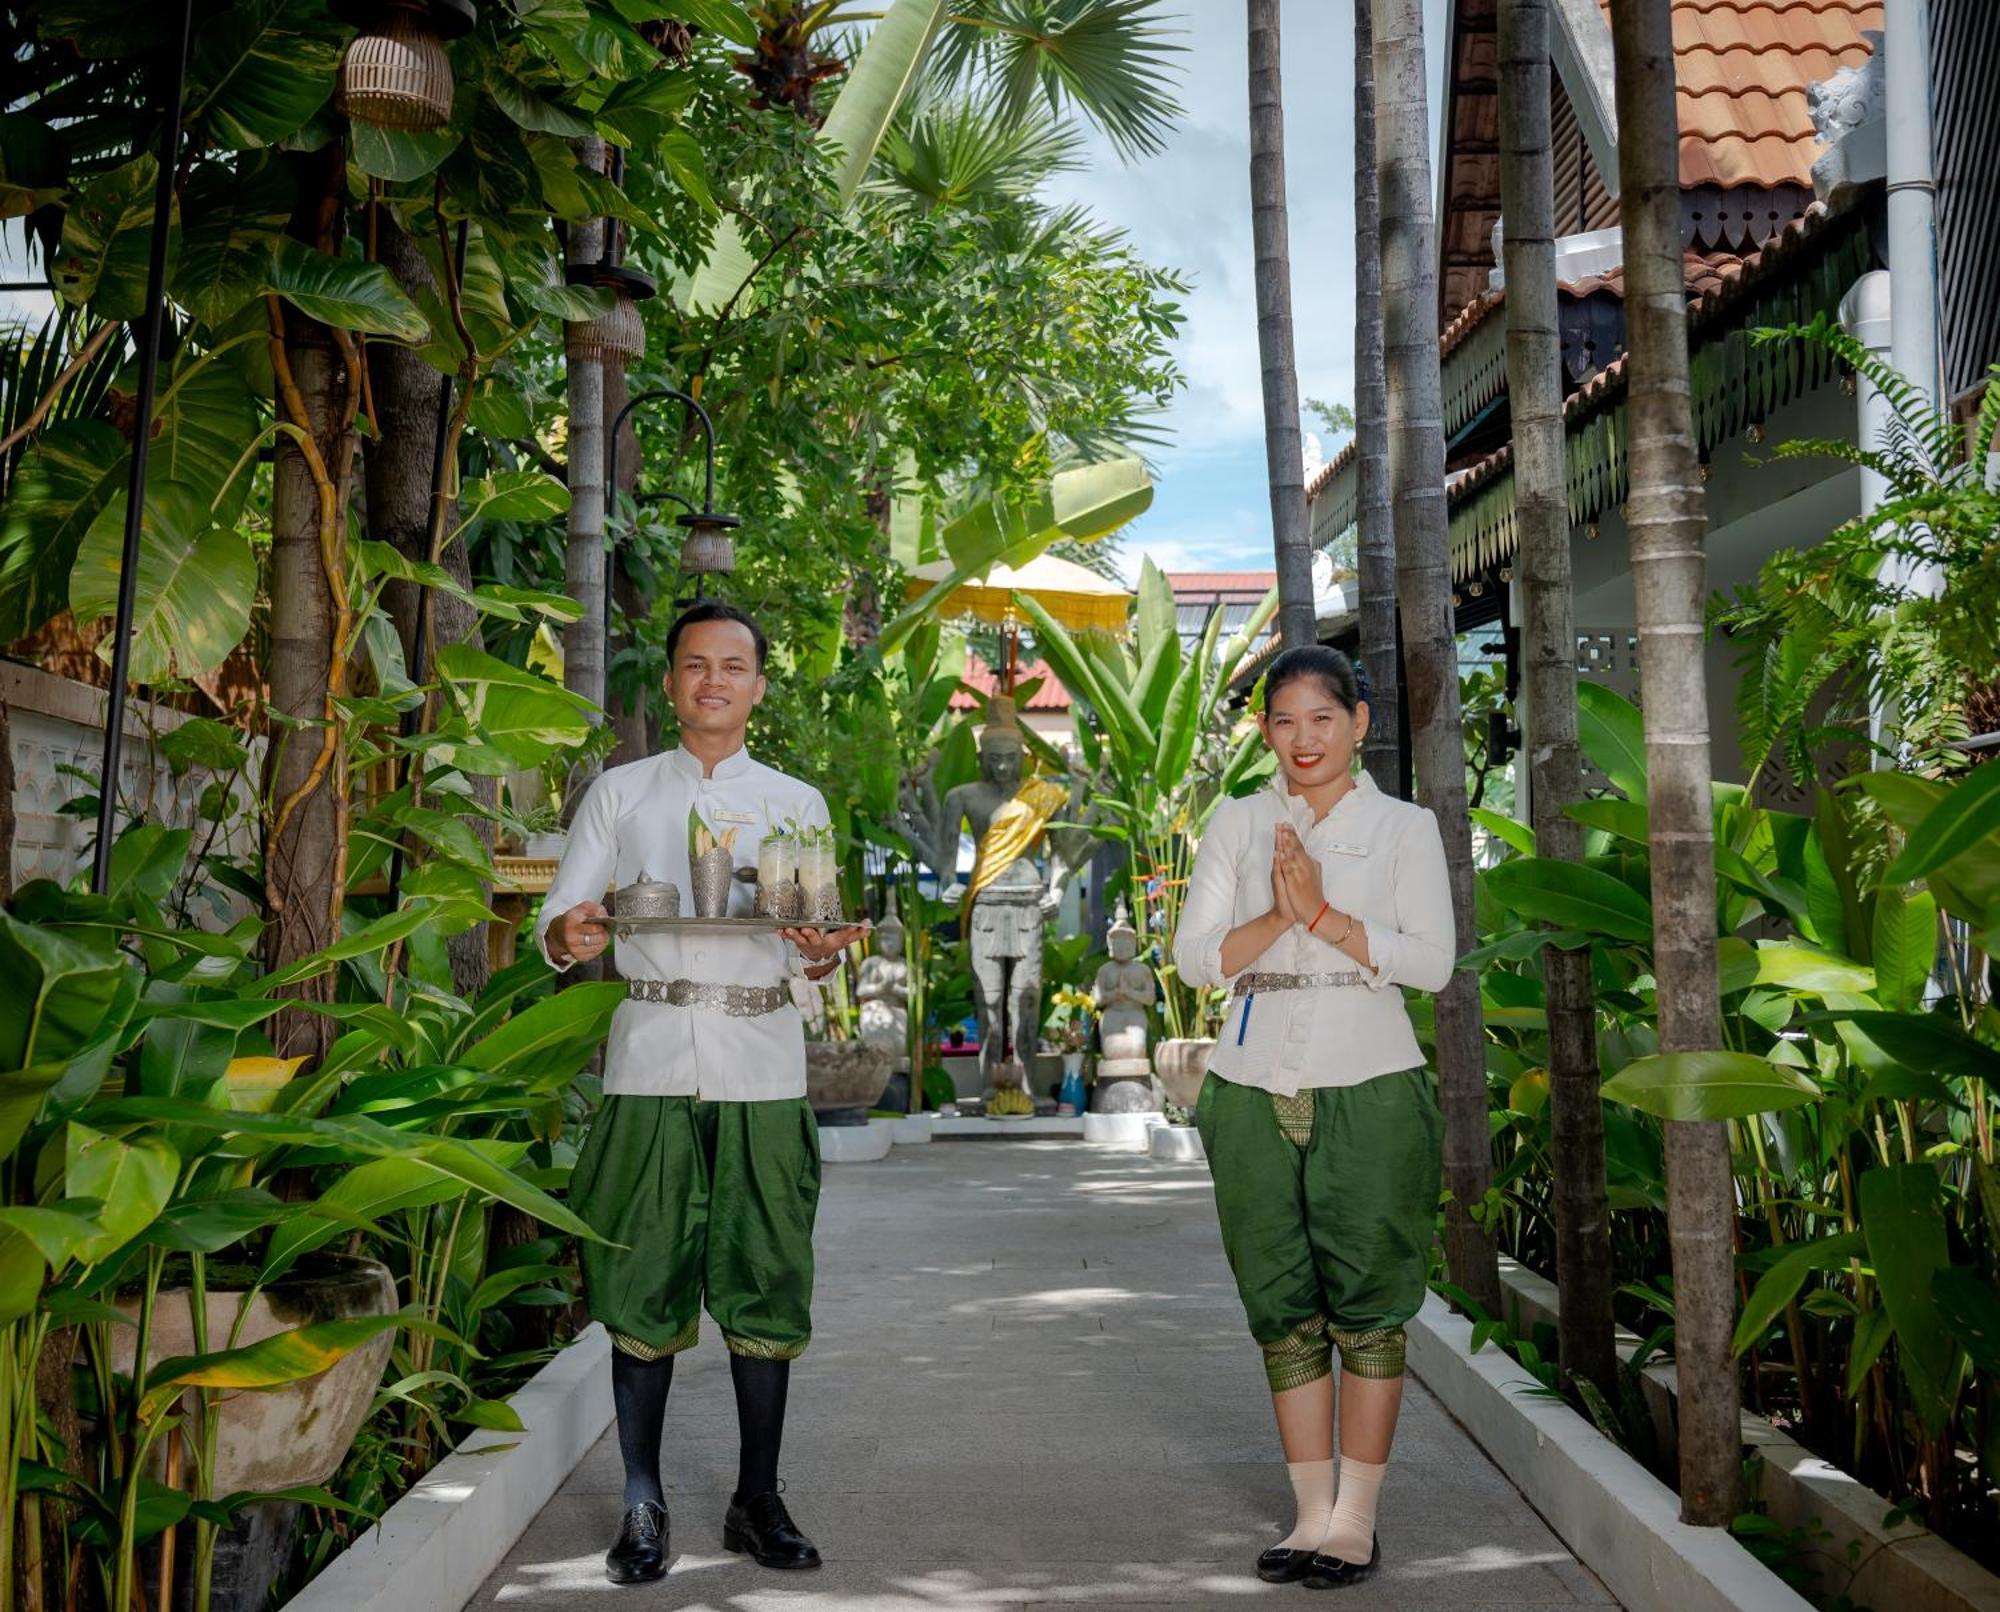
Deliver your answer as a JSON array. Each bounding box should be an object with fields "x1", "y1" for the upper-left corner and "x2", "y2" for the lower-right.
[{"x1": 1717, "y1": 330, "x2": 2000, "y2": 780}]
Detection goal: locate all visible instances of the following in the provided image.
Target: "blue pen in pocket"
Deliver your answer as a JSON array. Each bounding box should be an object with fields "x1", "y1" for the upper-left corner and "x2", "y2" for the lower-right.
[{"x1": 1237, "y1": 992, "x2": 1254, "y2": 1045}]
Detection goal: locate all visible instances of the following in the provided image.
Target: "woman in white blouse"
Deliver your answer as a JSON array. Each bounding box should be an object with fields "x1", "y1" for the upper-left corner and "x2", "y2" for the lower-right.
[{"x1": 1171, "y1": 645, "x2": 1456, "y2": 1591}]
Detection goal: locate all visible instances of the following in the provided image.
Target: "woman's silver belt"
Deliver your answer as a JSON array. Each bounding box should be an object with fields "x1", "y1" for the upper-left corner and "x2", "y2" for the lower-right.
[
  {"x1": 627, "y1": 979, "x2": 788, "y2": 1016},
  {"x1": 1231, "y1": 969, "x2": 1366, "y2": 997}
]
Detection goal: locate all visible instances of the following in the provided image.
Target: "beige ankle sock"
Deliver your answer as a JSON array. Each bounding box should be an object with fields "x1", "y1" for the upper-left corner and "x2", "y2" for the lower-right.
[
  {"x1": 1278, "y1": 1458, "x2": 1337, "y2": 1551},
  {"x1": 1318, "y1": 1455, "x2": 1384, "y2": 1562}
]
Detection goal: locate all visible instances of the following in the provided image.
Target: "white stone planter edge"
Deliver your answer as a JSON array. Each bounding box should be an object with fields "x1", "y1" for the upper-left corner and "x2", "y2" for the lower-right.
[
  {"x1": 1406, "y1": 1292, "x2": 1814, "y2": 1612},
  {"x1": 280, "y1": 1323, "x2": 613, "y2": 1612},
  {"x1": 1490, "y1": 1259, "x2": 2000, "y2": 1612}
]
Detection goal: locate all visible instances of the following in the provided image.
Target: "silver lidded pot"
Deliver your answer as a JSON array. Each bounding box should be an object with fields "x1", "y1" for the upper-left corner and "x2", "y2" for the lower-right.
[{"x1": 614, "y1": 870, "x2": 681, "y2": 920}]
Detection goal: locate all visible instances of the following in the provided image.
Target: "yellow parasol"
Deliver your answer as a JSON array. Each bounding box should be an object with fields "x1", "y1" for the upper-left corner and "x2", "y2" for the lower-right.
[{"x1": 901, "y1": 551, "x2": 1133, "y2": 636}]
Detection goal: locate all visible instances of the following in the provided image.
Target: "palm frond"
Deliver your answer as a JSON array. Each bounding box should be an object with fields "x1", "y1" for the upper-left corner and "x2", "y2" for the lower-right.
[
  {"x1": 934, "y1": 0, "x2": 1184, "y2": 161},
  {"x1": 870, "y1": 87, "x2": 1083, "y2": 210}
]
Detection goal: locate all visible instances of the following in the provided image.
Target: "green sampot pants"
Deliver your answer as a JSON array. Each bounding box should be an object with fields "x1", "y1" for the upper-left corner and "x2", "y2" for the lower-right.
[
  {"x1": 1195, "y1": 1069, "x2": 1442, "y2": 1390},
  {"x1": 571, "y1": 1094, "x2": 821, "y2": 1361}
]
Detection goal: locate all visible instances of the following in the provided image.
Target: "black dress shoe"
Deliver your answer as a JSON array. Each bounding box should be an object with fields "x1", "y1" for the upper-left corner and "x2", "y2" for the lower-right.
[
  {"x1": 1304, "y1": 1531, "x2": 1380, "y2": 1589},
  {"x1": 1255, "y1": 1542, "x2": 1315, "y2": 1583},
  {"x1": 723, "y1": 1489, "x2": 822, "y2": 1570},
  {"x1": 605, "y1": 1501, "x2": 669, "y2": 1584}
]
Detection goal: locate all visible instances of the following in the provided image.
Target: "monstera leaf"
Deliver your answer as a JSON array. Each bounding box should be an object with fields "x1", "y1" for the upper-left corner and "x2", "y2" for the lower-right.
[
  {"x1": 52, "y1": 156, "x2": 169, "y2": 320},
  {"x1": 69, "y1": 481, "x2": 255, "y2": 683},
  {"x1": 184, "y1": 0, "x2": 344, "y2": 150},
  {"x1": 170, "y1": 156, "x2": 293, "y2": 326},
  {"x1": 265, "y1": 238, "x2": 429, "y2": 341},
  {"x1": 0, "y1": 419, "x2": 127, "y2": 640}
]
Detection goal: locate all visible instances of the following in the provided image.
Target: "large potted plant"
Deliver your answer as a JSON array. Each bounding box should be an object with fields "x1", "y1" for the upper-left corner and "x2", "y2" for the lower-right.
[{"x1": 805, "y1": 961, "x2": 895, "y2": 1126}]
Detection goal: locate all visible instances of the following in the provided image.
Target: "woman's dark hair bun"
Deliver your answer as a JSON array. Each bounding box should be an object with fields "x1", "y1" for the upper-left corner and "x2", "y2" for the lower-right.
[{"x1": 1264, "y1": 644, "x2": 1364, "y2": 714}]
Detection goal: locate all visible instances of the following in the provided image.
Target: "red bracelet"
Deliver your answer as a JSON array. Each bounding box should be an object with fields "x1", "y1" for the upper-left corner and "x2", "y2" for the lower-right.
[{"x1": 1309, "y1": 900, "x2": 1330, "y2": 935}]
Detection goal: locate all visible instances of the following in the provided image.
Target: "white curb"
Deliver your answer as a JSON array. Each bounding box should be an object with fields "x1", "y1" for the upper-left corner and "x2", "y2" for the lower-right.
[
  {"x1": 817, "y1": 1119, "x2": 893, "y2": 1162},
  {"x1": 284, "y1": 1324, "x2": 612, "y2": 1612},
  {"x1": 1406, "y1": 1293, "x2": 1813, "y2": 1612}
]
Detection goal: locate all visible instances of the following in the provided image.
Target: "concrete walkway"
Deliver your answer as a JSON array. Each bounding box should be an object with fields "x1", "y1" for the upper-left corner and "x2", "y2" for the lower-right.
[{"x1": 470, "y1": 1139, "x2": 1617, "y2": 1610}]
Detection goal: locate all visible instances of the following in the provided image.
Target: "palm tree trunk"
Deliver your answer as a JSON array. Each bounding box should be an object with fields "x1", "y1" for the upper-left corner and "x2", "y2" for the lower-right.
[
  {"x1": 562, "y1": 138, "x2": 609, "y2": 734},
  {"x1": 1496, "y1": 0, "x2": 1614, "y2": 1396},
  {"x1": 368, "y1": 213, "x2": 494, "y2": 1001},
  {"x1": 1609, "y1": 0, "x2": 1740, "y2": 1526},
  {"x1": 265, "y1": 147, "x2": 356, "y2": 1059},
  {"x1": 1353, "y1": 0, "x2": 1400, "y2": 794},
  {"x1": 1372, "y1": 0, "x2": 1500, "y2": 1315},
  {"x1": 1247, "y1": 0, "x2": 1315, "y2": 651}
]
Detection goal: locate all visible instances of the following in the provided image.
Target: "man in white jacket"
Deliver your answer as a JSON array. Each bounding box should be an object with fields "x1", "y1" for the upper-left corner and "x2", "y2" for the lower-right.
[{"x1": 539, "y1": 602, "x2": 865, "y2": 1585}]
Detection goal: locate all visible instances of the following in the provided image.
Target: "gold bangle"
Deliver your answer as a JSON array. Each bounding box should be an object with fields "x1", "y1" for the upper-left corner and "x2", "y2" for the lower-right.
[{"x1": 1335, "y1": 913, "x2": 1355, "y2": 946}]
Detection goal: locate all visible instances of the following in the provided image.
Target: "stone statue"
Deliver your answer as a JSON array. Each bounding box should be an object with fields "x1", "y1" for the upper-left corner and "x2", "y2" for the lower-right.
[
  {"x1": 1092, "y1": 900, "x2": 1156, "y2": 1062},
  {"x1": 902, "y1": 697, "x2": 1084, "y2": 1096},
  {"x1": 1091, "y1": 899, "x2": 1160, "y2": 1115},
  {"x1": 856, "y1": 896, "x2": 910, "y2": 1069}
]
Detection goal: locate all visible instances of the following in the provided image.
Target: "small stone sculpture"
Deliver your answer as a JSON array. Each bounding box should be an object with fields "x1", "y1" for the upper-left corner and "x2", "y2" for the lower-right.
[
  {"x1": 1092, "y1": 900, "x2": 1160, "y2": 1116},
  {"x1": 856, "y1": 897, "x2": 910, "y2": 1069}
]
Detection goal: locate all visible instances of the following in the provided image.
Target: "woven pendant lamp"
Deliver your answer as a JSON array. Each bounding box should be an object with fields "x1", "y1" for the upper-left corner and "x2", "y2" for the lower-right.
[{"x1": 334, "y1": 0, "x2": 474, "y2": 133}]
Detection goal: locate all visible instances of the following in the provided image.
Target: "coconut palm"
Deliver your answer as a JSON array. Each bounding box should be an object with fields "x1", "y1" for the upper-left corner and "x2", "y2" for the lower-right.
[
  {"x1": 1246, "y1": 0, "x2": 1314, "y2": 651},
  {"x1": 1609, "y1": 0, "x2": 1741, "y2": 1525},
  {"x1": 1352, "y1": 0, "x2": 1400, "y2": 792},
  {"x1": 1371, "y1": 0, "x2": 1500, "y2": 1314},
  {"x1": 1494, "y1": 0, "x2": 1613, "y2": 1395}
]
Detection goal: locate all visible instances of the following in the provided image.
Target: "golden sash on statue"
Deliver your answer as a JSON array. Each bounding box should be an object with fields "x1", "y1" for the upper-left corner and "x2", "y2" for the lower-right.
[{"x1": 960, "y1": 777, "x2": 1068, "y2": 927}]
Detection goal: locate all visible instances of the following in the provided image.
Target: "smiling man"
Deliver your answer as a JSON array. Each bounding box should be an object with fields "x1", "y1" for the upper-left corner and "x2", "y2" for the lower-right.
[{"x1": 537, "y1": 602, "x2": 866, "y2": 1586}]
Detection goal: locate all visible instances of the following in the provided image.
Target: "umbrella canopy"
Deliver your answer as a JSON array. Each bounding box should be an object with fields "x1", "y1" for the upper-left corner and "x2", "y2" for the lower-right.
[{"x1": 902, "y1": 551, "x2": 1132, "y2": 636}]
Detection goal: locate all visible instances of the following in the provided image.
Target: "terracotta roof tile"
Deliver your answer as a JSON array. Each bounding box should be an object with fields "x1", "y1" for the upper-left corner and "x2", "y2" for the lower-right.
[
  {"x1": 1164, "y1": 570, "x2": 1277, "y2": 594},
  {"x1": 1600, "y1": 0, "x2": 1884, "y2": 190},
  {"x1": 951, "y1": 654, "x2": 1072, "y2": 711}
]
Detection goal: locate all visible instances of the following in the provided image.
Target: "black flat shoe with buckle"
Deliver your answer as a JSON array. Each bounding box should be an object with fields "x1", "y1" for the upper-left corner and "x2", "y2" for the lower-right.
[
  {"x1": 604, "y1": 1501, "x2": 669, "y2": 1584},
  {"x1": 723, "y1": 1489, "x2": 822, "y2": 1570},
  {"x1": 1256, "y1": 1542, "x2": 1315, "y2": 1583},
  {"x1": 1304, "y1": 1531, "x2": 1381, "y2": 1590}
]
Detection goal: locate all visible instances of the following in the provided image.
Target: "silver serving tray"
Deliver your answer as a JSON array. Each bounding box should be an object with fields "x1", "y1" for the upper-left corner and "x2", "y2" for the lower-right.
[{"x1": 612, "y1": 914, "x2": 866, "y2": 937}]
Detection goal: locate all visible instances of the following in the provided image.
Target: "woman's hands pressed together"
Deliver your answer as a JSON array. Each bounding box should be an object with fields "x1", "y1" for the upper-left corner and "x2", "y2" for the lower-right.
[{"x1": 1274, "y1": 824, "x2": 1326, "y2": 923}]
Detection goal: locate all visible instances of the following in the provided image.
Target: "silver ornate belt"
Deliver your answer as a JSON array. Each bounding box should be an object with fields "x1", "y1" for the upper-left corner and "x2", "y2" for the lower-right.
[
  {"x1": 1231, "y1": 970, "x2": 1366, "y2": 997},
  {"x1": 627, "y1": 979, "x2": 788, "y2": 1016}
]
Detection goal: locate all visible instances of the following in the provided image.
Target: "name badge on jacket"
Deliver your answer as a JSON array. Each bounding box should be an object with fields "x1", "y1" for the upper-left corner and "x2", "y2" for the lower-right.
[{"x1": 712, "y1": 809, "x2": 758, "y2": 826}]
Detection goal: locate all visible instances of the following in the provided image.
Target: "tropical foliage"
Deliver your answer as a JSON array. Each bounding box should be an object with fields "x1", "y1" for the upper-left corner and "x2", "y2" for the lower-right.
[{"x1": 1462, "y1": 682, "x2": 1997, "y2": 1561}]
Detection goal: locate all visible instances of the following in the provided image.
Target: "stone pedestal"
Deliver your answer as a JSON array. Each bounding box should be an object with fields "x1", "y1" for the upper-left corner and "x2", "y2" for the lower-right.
[
  {"x1": 1091, "y1": 1056, "x2": 1159, "y2": 1115},
  {"x1": 1149, "y1": 1124, "x2": 1206, "y2": 1162},
  {"x1": 819, "y1": 1119, "x2": 894, "y2": 1162}
]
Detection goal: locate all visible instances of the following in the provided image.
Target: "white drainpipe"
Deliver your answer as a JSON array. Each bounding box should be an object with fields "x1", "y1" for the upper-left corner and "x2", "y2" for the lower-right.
[
  {"x1": 1838, "y1": 270, "x2": 1894, "y2": 519},
  {"x1": 1885, "y1": 0, "x2": 1943, "y2": 414}
]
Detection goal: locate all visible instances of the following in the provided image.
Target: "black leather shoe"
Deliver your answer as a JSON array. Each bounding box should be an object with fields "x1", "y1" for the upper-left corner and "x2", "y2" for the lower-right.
[
  {"x1": 1305, "y1": 1531, "x2": 1380, "y2": 1589},
  {"x1": 723, "y1": 1489, "x2": 822, "y2": 1570},
  {"x1": 1256, "y1": 1543, "x2": 1315, "y2": 1583},
  {"x1": 604, "y1": 1501, "x2": 669, "y2": 1584}
]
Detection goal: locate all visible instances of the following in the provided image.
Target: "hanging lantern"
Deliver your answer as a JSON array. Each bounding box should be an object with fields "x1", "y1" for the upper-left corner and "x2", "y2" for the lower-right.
[
  {"x1": 676, "y1": 509, "x2": 741, "y2": 577},
  {"x1": 334, "y1": 0, "x2": 474, "y2": 133},
  {"x1": 564, "y1": 261, "x2": 656, "y2": 368}
]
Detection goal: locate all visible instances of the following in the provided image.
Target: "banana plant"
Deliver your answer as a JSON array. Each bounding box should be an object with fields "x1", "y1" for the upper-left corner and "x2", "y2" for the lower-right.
[{"x1": 1011, "y1": 559, "x2": 1277, "y2": 1039}]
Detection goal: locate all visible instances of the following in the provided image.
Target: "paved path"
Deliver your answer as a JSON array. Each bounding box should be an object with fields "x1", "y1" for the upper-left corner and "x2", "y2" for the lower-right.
[{"x1": 471, "y1": 1139, "x2": 1617, "y2": 1610}]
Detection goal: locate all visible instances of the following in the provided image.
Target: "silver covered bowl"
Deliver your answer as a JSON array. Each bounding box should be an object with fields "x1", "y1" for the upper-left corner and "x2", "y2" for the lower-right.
[{"x1": 614, "y1": 870, "x2": 681, "y2": 920}]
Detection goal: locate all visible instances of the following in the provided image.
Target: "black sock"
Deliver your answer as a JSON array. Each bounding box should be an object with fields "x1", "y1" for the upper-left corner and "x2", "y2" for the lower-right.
[
  {"x1": 611, "y1": 1349, "x2": 674, "y2": 1508},
  {"x1": 729, "y1": 1354, "x2": 791, "y2": 1503}
]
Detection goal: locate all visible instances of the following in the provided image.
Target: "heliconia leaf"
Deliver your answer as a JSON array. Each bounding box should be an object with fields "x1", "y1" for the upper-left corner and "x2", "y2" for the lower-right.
[
  {"x1": 1483, "y1": 857, "x2": 1653, "y2": 943},
  {"x1": 1884, "y1": 762, "x2": 2000, "y2": 883},
  {"x1": 1600, "y1": 1050, "x2": 1822, "y2": 1121},
  {"x1": 1731, "y1": 1229, "x2": 1864, "y2": 1356},
  {"x1": 1861, "y1": 1164, "x2": 1958, "y2": 1433},
  {"x1": 141, "y1": 1310, "x2": 436, "y2": 1422},
  {"x1": 1575, "y1": 681, "x2": 1647, "y2": 802},
  {"x1": 1870, "y1": 886, "x2": 1938, "y2": 1013}
]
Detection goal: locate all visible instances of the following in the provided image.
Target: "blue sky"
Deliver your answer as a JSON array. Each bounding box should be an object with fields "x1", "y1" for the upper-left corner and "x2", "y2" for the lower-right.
[{"x1": 1042, "y1": 1, "x2": 1449, "y2": 582}]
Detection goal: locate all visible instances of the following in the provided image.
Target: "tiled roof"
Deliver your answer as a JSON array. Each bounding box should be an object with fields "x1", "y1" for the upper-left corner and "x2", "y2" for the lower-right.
[
  {"x1": 1612, "y1": 0, "x2": 1883, "y2": 189},
  {"x1": 1164, "y1": 570, "x2": 1277, "y2": 595},
  {"x1": 950, "y1": 654, "x2": 1072, "y2": 712}
]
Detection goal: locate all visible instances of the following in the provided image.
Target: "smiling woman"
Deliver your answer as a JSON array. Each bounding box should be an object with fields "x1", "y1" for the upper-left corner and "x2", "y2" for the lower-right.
[{"x1": 1171, "y1": 643, "x2": 1457, "y2": 1590}]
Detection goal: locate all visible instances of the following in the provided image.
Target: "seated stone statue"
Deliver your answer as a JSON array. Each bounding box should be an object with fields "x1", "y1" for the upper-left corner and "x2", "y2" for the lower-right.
[{"x1": 856, "y1": 899, "x2": 910, "y2": 1069}]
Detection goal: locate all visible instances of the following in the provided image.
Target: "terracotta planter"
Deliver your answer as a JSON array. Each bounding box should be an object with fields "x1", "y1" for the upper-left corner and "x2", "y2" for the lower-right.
[
  {"x1": 111, "y1": 1255, "x2": 397, "y2": 1493},
  {"x1": 1154, "y1": 1038, "x2": 1215, "y2": 1110},
  {"x1": 806, "y1": 1040, "x2": 896, "y2": 1124}
]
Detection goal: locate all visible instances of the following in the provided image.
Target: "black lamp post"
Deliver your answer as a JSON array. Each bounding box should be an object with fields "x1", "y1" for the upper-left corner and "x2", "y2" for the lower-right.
[
  {"x1": 604, "y1": 387, "x2": 741, "y2": 635},
  {"x1": 91, "y1": 0, "x2": 193, "y2": 896}
]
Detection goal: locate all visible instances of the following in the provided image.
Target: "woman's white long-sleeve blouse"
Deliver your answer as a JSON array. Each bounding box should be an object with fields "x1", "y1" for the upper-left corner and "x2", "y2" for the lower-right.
[
  {"x1": 534, "y1": 745, "x2": 828, "y2": 1101},
  {"x1": 1171, "y1": 770, "x2": 1457, "y2": 1095}
]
